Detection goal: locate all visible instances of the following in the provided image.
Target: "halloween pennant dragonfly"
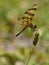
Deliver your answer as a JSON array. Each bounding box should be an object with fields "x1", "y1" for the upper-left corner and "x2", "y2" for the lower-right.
[{"x1": 16, "y1": 4, "x2": 39, "y2": 46}]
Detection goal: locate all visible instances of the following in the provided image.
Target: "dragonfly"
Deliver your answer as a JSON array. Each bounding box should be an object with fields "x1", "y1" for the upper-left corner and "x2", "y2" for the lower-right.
[{"x1": 16, "y1": 4, "x2": 39, "y2": 46}]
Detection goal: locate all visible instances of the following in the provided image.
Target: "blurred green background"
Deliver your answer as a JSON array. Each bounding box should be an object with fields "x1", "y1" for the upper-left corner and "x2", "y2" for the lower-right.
[{"x1": 0, "y1": 0, "x2": 49, "y2": 65}]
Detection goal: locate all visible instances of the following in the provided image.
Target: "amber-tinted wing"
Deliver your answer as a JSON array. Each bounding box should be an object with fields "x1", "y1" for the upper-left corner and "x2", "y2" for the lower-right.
[{"x1": 23, "y1": 4, "x2": 37, "y2": 21}]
